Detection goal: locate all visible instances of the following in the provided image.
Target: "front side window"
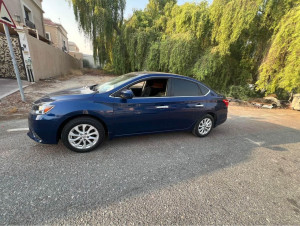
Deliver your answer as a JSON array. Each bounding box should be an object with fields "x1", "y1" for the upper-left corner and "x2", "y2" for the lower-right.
[
  {"x1": 171, "y1": 79, "x2": 200, "y2": 96},
  {"x1": 97, "y1": 73, "x2": 137, "y2": 93},
  {"x1": 128, "y1": 78, "x2": 169, "y2": 98}
]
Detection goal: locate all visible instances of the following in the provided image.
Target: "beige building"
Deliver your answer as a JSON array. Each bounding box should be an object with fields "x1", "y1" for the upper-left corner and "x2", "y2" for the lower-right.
[
  {"x1": 44, "y1": 18, "x2": 69, "y2": 52},
  {"x1": 4, "y1": 0, "x2": 45, "y2": 37},
  {"x1": 68, "y1": 41, "x2": 83, "y2": 60},
  {"x1": 1, "y1": 0, "x2": 82, "y2": 83},
  {"x1": 69, "y1": 41, "x2": 79, "y2": 52}
]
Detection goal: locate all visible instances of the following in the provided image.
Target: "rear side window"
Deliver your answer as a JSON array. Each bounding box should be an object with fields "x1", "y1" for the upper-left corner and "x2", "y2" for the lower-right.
[
  {"x1": 199, "y1": 84, "x2": 210, "y2": 95},
  {"x1": 171, "y1": 79, "x2": 200, "y2": 96}
]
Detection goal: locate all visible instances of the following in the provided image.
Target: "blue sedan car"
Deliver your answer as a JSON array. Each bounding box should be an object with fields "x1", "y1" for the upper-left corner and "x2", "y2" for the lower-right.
[{"x1": 28, "y1": 72, "x2": 228, "y2": 152}]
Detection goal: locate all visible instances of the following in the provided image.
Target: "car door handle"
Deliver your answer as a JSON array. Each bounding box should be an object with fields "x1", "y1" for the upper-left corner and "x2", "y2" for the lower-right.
[
  {"x1": 195, "y1": 104, "x2": 204, "y2": 108},
  {"x1": 156, "y1": 106, "x2": 169, "y2": 109}
]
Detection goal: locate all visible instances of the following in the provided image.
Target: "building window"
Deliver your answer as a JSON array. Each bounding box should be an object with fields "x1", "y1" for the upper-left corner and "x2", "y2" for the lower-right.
[
  {"x1": 62, "y1": 40, "x2": 67, "y2": 52},
  {"x1": 24, "y1": 6, "x2": 32, "y2": 22},
  {"x1": 45, "y1": 32, "x2": 51, "y2": 41},
  {"x1": 23, "y1": 5, "x2": 36, "y2": 29}
]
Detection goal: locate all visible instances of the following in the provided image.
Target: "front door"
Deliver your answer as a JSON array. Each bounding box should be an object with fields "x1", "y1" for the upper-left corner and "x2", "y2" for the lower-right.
[{"x1": 112, "y1": 78, "x2": 172, "y2": 136}]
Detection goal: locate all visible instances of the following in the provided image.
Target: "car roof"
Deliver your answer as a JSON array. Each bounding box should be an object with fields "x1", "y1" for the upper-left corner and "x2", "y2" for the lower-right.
[{"x1": 130, "y1": 71, "x2": 200, "y2": 83}]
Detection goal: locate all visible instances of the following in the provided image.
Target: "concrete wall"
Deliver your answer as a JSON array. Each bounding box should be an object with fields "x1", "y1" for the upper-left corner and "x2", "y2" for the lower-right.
[
  {"x1": 69, "y1": 51, "x2": 83, "y2": 60},
  {"x1": 4, "y1": 0, "x2": 45, "y2": 37},
  {"x1": 26, "y1": 34, "x2": 82, "y2": 81}
]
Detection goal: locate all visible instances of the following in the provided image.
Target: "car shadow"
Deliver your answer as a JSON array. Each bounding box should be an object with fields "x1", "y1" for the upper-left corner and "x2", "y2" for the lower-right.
[{"x1": 1, "y1": 116, "x2": 300, "y2": 224}]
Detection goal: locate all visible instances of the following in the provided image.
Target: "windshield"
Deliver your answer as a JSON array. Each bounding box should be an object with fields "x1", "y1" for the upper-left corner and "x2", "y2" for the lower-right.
[{"x1": 96, "y1": 73, "x2": 137, "y2": 93}]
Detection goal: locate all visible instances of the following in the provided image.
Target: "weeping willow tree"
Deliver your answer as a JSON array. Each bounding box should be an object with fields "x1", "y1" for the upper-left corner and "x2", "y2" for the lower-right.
[
  {"x1": 210, "y1": 0, "x2": 263, "y2": 55},
  {"x1": 69, "y1": 0, "x2": 300, "y2": 97},
  {"x1": 70, "y1": 0, "x2": 126, "y2": 66},
  {"x1": 257, "y1": 4, "x2": 300, "y2": 94}
]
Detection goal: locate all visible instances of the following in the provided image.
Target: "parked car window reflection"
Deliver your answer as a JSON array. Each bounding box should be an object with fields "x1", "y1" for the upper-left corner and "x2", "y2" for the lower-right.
[{"x1": 96, "y1": 73, "x2": 137, "y2": 93}]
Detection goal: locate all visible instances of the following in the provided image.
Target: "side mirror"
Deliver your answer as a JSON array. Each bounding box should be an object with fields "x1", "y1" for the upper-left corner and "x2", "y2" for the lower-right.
[{"x1": 120, "y1": 89, "x2": 134, "y2": 99}]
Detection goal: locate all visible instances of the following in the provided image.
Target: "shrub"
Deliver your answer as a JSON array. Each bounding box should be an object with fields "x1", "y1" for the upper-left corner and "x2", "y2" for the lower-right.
[{"x1": 226, "y1": 85, "x2": 262, "y2": 100}]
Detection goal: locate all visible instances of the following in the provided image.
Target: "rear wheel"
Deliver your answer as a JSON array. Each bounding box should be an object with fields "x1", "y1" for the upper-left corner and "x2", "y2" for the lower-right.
[
  {"x1": 61, "y1": 117, "x2": 105, "y2": 153},
  {"x1": 193, "y1": 114, "x2": 214, "y2": 137}
]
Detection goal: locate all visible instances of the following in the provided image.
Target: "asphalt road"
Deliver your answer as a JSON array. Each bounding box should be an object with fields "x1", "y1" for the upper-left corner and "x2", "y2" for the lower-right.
[{"x1": 0, "y1": 106, "x2": 300, "y2": 224}]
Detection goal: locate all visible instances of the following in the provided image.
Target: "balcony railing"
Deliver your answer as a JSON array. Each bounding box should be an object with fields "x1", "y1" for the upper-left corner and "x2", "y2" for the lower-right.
[{"x1": 25, "y1": 18, "x2": 36, "y2": 29}]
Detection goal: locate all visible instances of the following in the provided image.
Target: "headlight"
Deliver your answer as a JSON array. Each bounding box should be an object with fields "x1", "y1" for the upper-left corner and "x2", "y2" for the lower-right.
[{"x1": 32, "y1": 103, "x2": 55, "y2": 115}]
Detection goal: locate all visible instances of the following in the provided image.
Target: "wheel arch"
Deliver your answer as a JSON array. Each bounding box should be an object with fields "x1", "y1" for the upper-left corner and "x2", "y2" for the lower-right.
[
  {"x1": 56, "y1": 114, "x2": 109, "y2": 142},
  {"x1": 206, "y1": 112, "x2": 217, "y2": 127}
]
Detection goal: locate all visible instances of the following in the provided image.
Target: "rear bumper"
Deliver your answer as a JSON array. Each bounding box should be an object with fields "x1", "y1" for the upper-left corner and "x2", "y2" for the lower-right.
[
  {"x1": 215, "y1": 108, "x2": 228, "y2": 127},
  {"x1": 27, "y1": 113, "x2": 60, "y2": 144}
]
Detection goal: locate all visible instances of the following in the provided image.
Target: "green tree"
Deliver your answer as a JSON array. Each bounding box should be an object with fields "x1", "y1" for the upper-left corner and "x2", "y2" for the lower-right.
[
  {"x1": 70, "y1": 0, "x2": 126, "y2": 66},
  {"x1": 257, "y1": 5, "x2": 300, "y2": 94},
  {"x1": 70, "y1": 0, "x2": 300, "y2": 97},
  {"x1": 210, "y1": 0, "x2": 262, "y2": 55},
  {"x1": 146, "y1": 41, "x2": 161, "y2": 71}
]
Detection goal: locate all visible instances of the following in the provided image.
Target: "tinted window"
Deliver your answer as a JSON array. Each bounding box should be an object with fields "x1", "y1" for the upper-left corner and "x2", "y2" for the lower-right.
[
  {"x1": 199, "y1": 84, "x2": 210, "y2": 95},
  {"x1": 171, "y1": 79, "x2": 200, "y2": 96}
]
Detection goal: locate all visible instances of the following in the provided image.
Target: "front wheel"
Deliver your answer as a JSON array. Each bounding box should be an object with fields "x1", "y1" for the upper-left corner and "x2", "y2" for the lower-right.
[
  {"x1": 193, "y1": 115, "x2": 214, "y2": 137},
  {"x1": 61, "y1": 117, "x2": 105, "y2": 153}
]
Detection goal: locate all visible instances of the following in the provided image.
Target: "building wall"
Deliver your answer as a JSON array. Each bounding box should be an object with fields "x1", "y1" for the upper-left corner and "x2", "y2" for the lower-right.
[
  {"x1": 69, "y1": 42, "x2": 79, "y2": 52},
  {"x1": 4, "y1": 0, "x2": 23, "y2": 25},
  {"x1": 26, "y1": 34, "x2": 82, "y2": 81},
  {"x1": 45, "y1": 25, "x2": 58, "y2": 47},
  {"x1": 22, "y1": 0, "x2": 45, "y2": 36},
  {"x1": 57, "y1": 27, "x2": 68, "y2": 51},
  {"x1": 4, "y1": 0, "x2": 45, "y2": 37},
  {"x1": 0, "y1": 34, "x2": 27, "y2": 80},
  {"x1": 45, "y1": 25, "x2": 69, "y2": 52}
]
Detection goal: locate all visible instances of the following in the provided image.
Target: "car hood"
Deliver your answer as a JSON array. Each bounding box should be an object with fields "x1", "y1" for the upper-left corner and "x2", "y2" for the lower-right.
[{"x1": 34, "y1": 86, "x2": 97, "y2": 104}]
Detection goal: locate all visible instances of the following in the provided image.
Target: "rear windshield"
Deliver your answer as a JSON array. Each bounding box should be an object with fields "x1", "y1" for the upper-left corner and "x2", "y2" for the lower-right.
[{"x1": 96, "y1": 73, "x2": 137, "y2": 93}]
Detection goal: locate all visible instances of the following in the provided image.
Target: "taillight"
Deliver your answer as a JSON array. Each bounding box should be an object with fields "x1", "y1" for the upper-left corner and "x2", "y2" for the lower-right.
[{"x1": 223, "y1": 99, "x2": 229, "y2": 107}]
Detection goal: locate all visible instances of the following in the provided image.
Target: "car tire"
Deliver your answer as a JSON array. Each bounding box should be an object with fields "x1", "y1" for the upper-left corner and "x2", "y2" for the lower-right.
[
  {"x1": 193, "y1": 114, "x2": 214, "y2": 138},
  {"x1": 61, "y1": 117, "x2": 105, "y2": 153}
]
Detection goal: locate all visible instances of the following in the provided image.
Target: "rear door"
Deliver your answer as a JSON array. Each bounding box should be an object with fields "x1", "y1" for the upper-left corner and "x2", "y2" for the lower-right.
[{"x1": 166, "y1": 78, "x2": 208, "y2": 130}]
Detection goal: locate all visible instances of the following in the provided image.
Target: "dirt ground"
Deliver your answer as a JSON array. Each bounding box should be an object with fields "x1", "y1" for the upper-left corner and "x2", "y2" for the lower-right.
[{"x1": 0, "y1": 70, "x2": 116, "y2": 120}]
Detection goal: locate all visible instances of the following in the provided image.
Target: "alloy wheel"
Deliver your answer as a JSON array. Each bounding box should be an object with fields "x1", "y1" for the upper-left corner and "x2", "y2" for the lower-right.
[
  {"x1": 68, "y1": 124, "x2": 99, "y2": 150},
  {"x1": 198, "y1": 118, "x2": 212, "y2": 135}
]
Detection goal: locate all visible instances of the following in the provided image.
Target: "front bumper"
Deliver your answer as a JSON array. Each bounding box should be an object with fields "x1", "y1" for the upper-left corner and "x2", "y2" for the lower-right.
[{"x1": 27, "y1": 113, "x2": 60, "y2": 144}]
